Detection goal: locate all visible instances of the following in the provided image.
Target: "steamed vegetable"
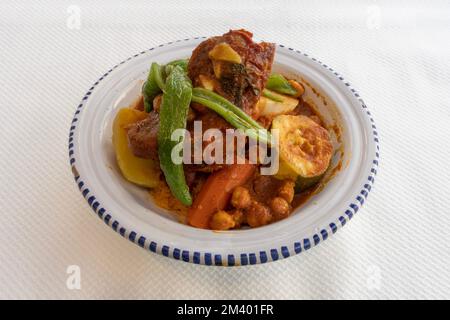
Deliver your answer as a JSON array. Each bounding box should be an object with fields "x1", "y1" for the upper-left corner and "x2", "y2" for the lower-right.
[
  {"x1": 187, "y1": 163, "x2": 256, "y2": 229},
  {"x1": 258, "y1": 89, "x2": 299, "y2": 117},
  {"x1": 272, "y1": 115, "x2": 333, "y2": 181},
  {"x1": 112, "y1": 108, "x2": 159, "y2": 188},
  {"x1": 142, "y1": 62, "x2": 165, "y2": 112},
  {"x1": 158, "y1": 66, "x2": 193, "y2": 206},
  {"x1": 192, "y1": 88, "x2": 272, "y2": 145},
  {"x1": 266, "y1": 74, "x2": 298, "y2": 96}
]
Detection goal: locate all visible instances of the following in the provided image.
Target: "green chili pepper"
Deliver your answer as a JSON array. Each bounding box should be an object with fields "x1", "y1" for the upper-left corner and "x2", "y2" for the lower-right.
[
  {"x1": 262, "y1": 89, "x2": 284, "y2": 102},
  {"x1": 152, "y1": 62, "x2": 166, "y2": 91},
  {"x1": 142, "y1": 62, "x2": 165, "y2": 112},
  {"x1": 164, "y1": 65, "x2": 174, "y2": 77},
  {"x1": 165, "y1": 59, "x2": 189, "y2": 75},
  {"x1": 266, "y1": 73, "x2": 297, "y2": 96},
  {"x1": 193, "y1": 88, "x2": 262, "y2": 128},
  {"x1": 158, "y1": 66, "x2": 193, "y2": 206},
  {"x1": 192, "y1": 88, "x2": 272, "y2": 145}
]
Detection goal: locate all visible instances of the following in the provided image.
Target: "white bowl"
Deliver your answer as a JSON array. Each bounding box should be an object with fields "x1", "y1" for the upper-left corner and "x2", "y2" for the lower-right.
[{"x1": 69, "y1": 38, "x2": 379, "y2": 266}]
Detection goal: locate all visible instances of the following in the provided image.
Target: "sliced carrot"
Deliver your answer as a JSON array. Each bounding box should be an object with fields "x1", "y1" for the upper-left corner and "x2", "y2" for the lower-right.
[{"x1": 187, "y1": 163, "x2": 256, "y2": 229}]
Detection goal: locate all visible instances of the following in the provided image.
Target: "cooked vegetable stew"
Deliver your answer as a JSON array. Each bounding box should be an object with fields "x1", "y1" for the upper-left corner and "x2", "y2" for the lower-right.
[{"x1": 112, "y1": 29, "x2": 334, "y2": 230}]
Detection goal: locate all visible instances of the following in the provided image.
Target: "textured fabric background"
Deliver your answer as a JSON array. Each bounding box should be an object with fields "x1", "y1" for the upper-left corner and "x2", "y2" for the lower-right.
[{"x1": 1, "y1": 0, "x2": 449, "y2": 299}]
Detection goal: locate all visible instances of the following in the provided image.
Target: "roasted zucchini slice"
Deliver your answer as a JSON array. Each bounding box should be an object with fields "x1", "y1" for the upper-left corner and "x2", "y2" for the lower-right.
[
  {"x1": 276, "y1": 156, "x2": 326, "y2": 191},
  {"x1": 272, "y1": 115, "x2": 333, "y2": 181}
]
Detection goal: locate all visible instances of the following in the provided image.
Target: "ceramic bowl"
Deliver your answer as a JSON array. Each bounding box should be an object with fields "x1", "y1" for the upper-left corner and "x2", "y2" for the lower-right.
[{"x1": 69, "y1": 38, "x2": 379, "y2": 266}]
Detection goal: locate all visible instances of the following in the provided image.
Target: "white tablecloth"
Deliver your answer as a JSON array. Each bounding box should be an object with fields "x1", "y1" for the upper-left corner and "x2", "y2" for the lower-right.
[{"x1": 1, "y1": 0, "x2": 450, "y2": 299}]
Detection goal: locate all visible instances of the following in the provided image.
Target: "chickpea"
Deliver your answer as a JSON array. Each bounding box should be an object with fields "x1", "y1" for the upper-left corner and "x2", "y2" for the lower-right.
[
  {"x1": 246, "y1": 201, "x2": 272, "y2": 227},
  {"x1": 269, "y1": 197, "x2": 290, "y2": 220},
  {"x1": 231, "y1": 209, "x2": 246, "y2": 228},
  {"x1": 231, "y1": 186, "x2": 251, "y2": 209},
  {"x1": 288, "y1": 80, "x2": 305, "y2": 97},
  {"x1": 210, "y1": 210, "x2": 236, "y2": 230},
  {"x1": 278, "y1": 180, "x2": 295, "y2": 203}
]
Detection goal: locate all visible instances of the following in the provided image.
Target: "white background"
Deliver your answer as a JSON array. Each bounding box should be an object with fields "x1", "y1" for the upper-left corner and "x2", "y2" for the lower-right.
[{"x1": 1, "y1": 0, "x2": 449, "y2": 299}]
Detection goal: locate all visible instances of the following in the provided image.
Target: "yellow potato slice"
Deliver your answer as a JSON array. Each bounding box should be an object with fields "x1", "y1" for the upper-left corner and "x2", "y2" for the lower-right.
[
  {"x1": 112, "y1": 108, "x2": 159, "y2": 188},
  {"x1": 257, "y1": 90, "x2": 299, "y2": 117}
]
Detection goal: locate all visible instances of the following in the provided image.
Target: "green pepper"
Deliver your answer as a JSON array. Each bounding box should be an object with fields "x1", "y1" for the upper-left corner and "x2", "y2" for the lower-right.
[
  {"x1": 142, "y1": 62, "x2": 165, "y2": 112},
  {"x1": 266, "y1": 74, "x2": 297, "y2": 96},
  {"x1": 165, "y1": 59, "x2": 189, "y2": 75},
  {"x1": 192, "y1": 88, "x2": 272, "y2": 145},
  {"x1": 152, "y1": 62, "x2": 166, "y2": 91},
  {"x1": 158, "y1": 66, "x2": 193, "y2": 206}
]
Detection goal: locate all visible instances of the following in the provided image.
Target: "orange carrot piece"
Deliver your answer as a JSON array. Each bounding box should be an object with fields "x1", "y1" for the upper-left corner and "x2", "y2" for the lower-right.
[{"x1": 187, "y1": 163, "x2": 256, "y2": 229}]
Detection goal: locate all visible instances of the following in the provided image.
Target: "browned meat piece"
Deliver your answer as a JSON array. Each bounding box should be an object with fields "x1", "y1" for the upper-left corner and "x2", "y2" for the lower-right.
[
  {"x1": 252, "y1": 175, "x2": 284, "y2": 202},
  {"x1": 126, "y1": 108, "x2": 237, "y2": 170},
  {"x1": 186, "y1": 110, "x2": 235, "y2": 172},
  {"x1": 126, "y1": 111, "x2": 159, "y2": 160},
  {"x1": 188, "y1": 29, "x2": 275, "y2": 118},
  {"x1": 184, "y1": 166, "x2": 197, "y2": 188},
  {"x1": 195, "y1": 110, "x2": 231, "y2": 132},
  {"x1": 186, "y1": 163, "x2": 225, "y2": 173}
]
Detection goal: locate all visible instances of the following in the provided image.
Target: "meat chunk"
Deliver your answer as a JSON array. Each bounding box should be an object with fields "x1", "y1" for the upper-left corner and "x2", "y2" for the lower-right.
[
  {"x1": 185, "y1": 110, "x2": 235, "y2": 173},
  {"x1": 252, "y1": 175, "x2": 284, "y2": 202},
  {"x1": 126, "y1": 111, "x2": 159, "y2": 160},
  {"x1": 188, "y1": 29, "x2": 275, "y2": 118},
  {"x1": 246, "y1": 201, "x2": 272, "y2": 227}
]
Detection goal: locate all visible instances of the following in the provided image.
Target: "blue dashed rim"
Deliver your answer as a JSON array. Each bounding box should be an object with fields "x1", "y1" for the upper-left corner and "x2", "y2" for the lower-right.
[{"x1": 69, "y1": 38, "x2": 379, "y2": 266}]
